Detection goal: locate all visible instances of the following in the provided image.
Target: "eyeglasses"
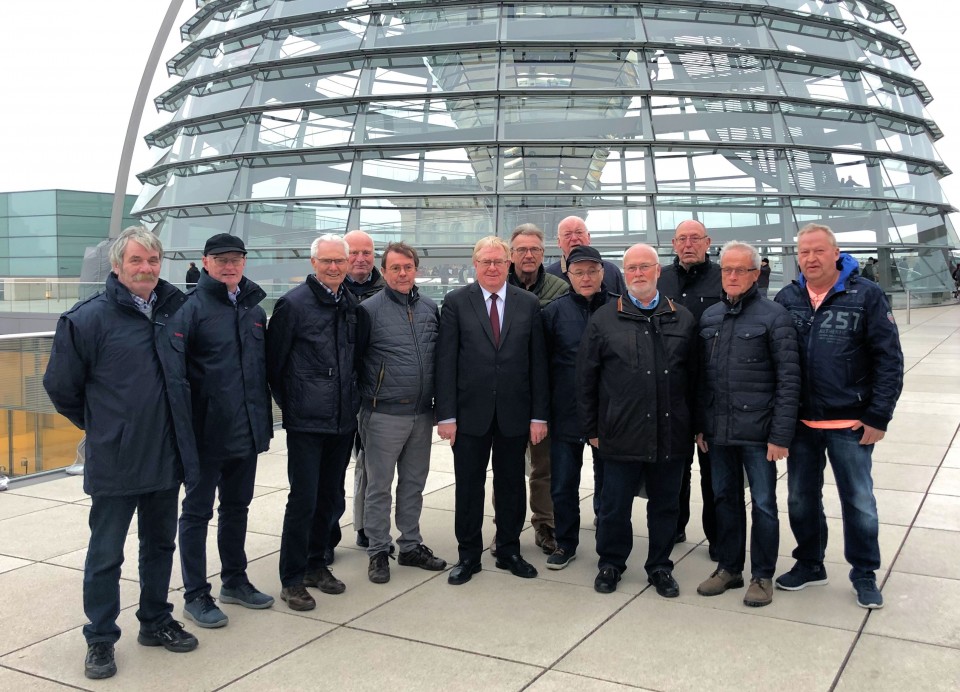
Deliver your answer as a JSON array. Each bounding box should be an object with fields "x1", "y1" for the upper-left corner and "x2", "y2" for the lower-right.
[
  {"x1": 511, "y1": 246, "x2": 544, "y2": 256},
  {"x1": 212, "y1": 255, "x2": 245, "y2": 267},
  {"x1": 624, "y1": 263, "x2": 659, "y2": 273},
  {"x1": 720, "y1": 267, "x2": 758, "y2": 276},
  {"x1": 477, "y1": 259, "x2": 508, "y2": 268},
  {"x1": 674, "y1": 235, "x2": 706, "y2": 245},
  {"x1": 568, "y1": 268, "x2": 602, "y2": 278},
  {"x1": 313, "y1": 257, "x2": 349, "y2": 266}
]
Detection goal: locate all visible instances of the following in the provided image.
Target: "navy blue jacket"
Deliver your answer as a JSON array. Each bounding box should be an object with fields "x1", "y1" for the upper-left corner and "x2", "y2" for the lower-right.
[
  {"x1": 542, "y1": 289, "x2": 614, "y2": 443},
  {"x1": 43, "y1": 274, "x2": 198, "y2": 496},
  {"x1": 775, "y1": 253, "x2": 903, "y2": 430},
  {"x1": 698, "y1": 285, "x2": 801, "y2": 447},
  {"x1": 175, "y1": 270, "x2": 272, "y2": 462},
  {"x1": 266, "y1": 275, "x2": 360, "y2": 435}
]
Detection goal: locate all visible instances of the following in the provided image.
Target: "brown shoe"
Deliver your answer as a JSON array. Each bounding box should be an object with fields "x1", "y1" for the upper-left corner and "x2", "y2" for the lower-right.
[
  {"x1": 304, "y1": 566, "x2": 346, "y2": 595},
  {"x1": 697, "y1": 568, "x2": 744, "y2": 596},
  {"x1": 744, "y1": 577, "x2": 773, "y2": 607},
  {"x1": 280, "y1": 585, "x2": 315, "y2": 611},
  {"x1": 534, "y1": 526, "x2": 557, "y2": 555}
]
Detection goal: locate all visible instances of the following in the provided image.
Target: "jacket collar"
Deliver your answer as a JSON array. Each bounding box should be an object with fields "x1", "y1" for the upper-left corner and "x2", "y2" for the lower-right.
[
  {"x1": 570, "y1": 290, "x2": 611, "y2": 311},
  {"x1": 672, "y1": 254, "x2": 714, "y2": 276},
  {"x1": 384, "y1": 284, "x2": 420, "y2": 305},
  {"x1": 616, "y1": 292, "x2": 678, "y2": 321},
  {"x1": 106, "y1": 273, "x2": 181, "y2": 313},
  {"x1": 196, "y1": 270, "x2": 265, "y2": 307},
  {"x1": 721, "y1": 283, "x2": 760, "y2": 315},
  {"x1": 508, "y1": 263, "x2": 545, "y2": 293}
]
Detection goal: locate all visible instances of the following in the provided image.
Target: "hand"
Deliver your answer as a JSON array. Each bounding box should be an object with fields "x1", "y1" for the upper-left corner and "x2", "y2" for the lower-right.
[
  {"x1": 852, "y1": 421, "x2": 885, "y2": 445},
  {"x1": 438, "y1": 422, "x2": 457, "y2": 447},
  {"x1": 766, "y1": 443, "x2": 789, "y2": 462},
  {"x1": 696, "y1": 433, "x2": 709, "y2": 453},
  {"x1": 589, "y1": 437, "x2": 599, "y2": 448},
  {"x1": 530, "y1": 421, "x2": 548, "y2": 445}
]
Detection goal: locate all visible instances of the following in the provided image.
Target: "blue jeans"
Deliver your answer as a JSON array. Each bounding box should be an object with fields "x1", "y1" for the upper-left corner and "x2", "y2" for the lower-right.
[
  {"x1": 786, "y1": 425, "x2": 880, "y2": 582},
  {"x1": 710, "y1": 443, "x2": 778, "y2": 578},
  {"x1": 83, "y1": 488, "x2": 179, "y2": 644},
  {"x1": 551, "y1": 438, "x2": 602, "y2": 553}
]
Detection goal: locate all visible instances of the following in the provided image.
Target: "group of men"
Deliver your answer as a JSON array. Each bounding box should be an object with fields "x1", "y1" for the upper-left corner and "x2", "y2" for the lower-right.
[{"x1": 44, "y1": 215, "x2": 903, "y2": 681}]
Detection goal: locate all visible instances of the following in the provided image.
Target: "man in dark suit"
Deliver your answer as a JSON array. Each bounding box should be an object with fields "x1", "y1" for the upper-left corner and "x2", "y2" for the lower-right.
[{"x1": 436, "y1": 236, "x2": 550, "y2": 585}]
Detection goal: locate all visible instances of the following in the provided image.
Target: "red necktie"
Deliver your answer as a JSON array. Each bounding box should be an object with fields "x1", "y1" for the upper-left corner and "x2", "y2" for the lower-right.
[{"x1": 489, "y1": 294, "x2": 501, "y2": 348}]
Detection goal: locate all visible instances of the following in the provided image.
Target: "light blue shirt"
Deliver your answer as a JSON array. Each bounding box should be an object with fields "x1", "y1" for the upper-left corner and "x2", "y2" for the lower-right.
[{"x1": 628, "y1": 290, "x2": 660, "y2": 310}]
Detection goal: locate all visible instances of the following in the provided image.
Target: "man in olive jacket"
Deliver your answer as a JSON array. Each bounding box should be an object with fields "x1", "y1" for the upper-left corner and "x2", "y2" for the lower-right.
[
  {"x1": 578, "y1": 243, "x2": 697, "y2": 597},
  {"x1": 176, "y1": 233, "x2": 274, "y2": 629}
]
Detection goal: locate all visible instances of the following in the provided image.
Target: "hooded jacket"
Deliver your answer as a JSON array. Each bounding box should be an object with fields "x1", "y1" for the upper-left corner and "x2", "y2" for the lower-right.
[{"x1": 774, "y1": 253, "x2": 903, "y2": 430}]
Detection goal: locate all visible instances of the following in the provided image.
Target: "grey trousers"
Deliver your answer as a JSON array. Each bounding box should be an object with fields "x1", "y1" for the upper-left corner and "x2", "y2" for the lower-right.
[
  {"x1": 358, "y1": 409, "x2": 434, "y2": 556},
  {"x1": 352, "y1": 436, "x2": 367, "y2": 534}
]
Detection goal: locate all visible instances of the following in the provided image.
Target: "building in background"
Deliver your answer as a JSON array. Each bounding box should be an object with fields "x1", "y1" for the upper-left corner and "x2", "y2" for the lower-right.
[{"x1": 128, "y1": 0, "x2": 956, "y2": 298}]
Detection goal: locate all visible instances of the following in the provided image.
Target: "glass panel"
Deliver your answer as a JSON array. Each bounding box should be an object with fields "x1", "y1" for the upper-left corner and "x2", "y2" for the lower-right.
[
  {"x1": 781, "y1": 102, "x2": 885, "y2": 151},
  {"x1": 785, "y1": 150, "x2": 870, "y2": 195},
  {"x1": 6, "y1": 191, "x2": 56, "y2": 216},
  {"x1": 131, "y1": 183, "x2": 166, "y2": 216},
  {"x1": 356, "y1": 196, "x2": 495, "y2": 245},
  {"x1": 855, "y1": 34, "x2": 913, "y2": 76},
  {"x1": 241, "y1": 153, "x2": 353, "y2": 199},
  {"x1": 873, "y1": 116, "x2": 937, "y2": 161},
  {"x1": 266, "y1": 0, "x2": 354, "y2": 21},
  {"x1": 359, "y1": 149, "x2": 485, "y2": 195},
  {"x1": 500, "y1": 48, "x2": 648, "y2": 90},
  {"x1": 503, "y1": 4, "x2": 642, "y2": 42},
  {"x1": 366, "y1": 6, "x2": 498, "y2": 49},
  {"x1": 652, "y1": 50, "x2": 776, "y2": 95},
  {"x1": 789, "y1": 197, "x2": 893, "y2": 245},
  {"x1": 367, "y1": 54, "x2": 440, "y2": 96},
  {"x1": 159, "y1": 169, "x2": 240, "y2": 207},
  {"x1": 775, "y1": 60, "x2": 866, "y2": 105},
  {"x1": 184, "y1": 42, "x2": 262, "y2": 81},
  {"x1": 156, "y1": 212, "x2": 236, "y2": 253},
  {"x1": 499, "y1": 145, "x2": 650, "y2": 193},
  {"x1": 767, "y1": 17, "x2": 859, "y2": 63},
  {"x1": 176, "y1": 85, "x2": 251, "y2": 120},
  {"x1": 196, "y1": 4, "x2": 269, "y2": 40},
  {"x1": 363, "y1": 98, "x2": 495, "y2": 144},
  {"x1": 889, "y1": 203, "x2": 951, "y2": 246},
  {"x1": 57, "y1": 216, "x2": 110, "y2": 237},
  {"x1": 55, "y1": 191, "x2": 114, "y2": 217},
  {"x1": 502, "y1": 95, "x2": 646, "y2": 141},
  {"x1": 861, "y1": 72, "x2": 924, "y2": 118},
  {"x1": 423, "y1": 51, "x2": 498, "y2": 94},
  {"x1": 7, "y1": 216, "x2": 57, "y2": 238},
  {"x1": 642, "y1": 5, "x2": 771, "y2": 50},
  {"x1": 655, "y1": 195, "x2": 787, "y2": 245},
  {"x1": 10, "y1": 236, "x2": 57, "y2": 257},
  {"x1": 653, "y1": 148, "x2": 782, "y2": 193},
  {"x1": 651, "y1": 96, "x2": 779, "y2": 144},
  {"x1": 880, "y1": 160, "x2": 947, "y2": 205},
  {"x1": 253, "y1": 60, "x2": 362, "y2": 105},
  {"x1": 241, "y1": 105, "x2": 359, "y2": 152},
  {"x1": 168, "y1": 125, "x2": 243, "y2": 163},
  {"x1": 254, "y1": 16, "x2": 368, "y2": 63}
]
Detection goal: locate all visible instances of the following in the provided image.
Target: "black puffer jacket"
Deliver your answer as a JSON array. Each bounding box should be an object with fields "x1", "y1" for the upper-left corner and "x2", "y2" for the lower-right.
[
  {"x1": 577, "y1": 295, "x2": 697, "y2": 463},
  {"x1": 175, "y1": 270, "x2": 273, "y2": 461},
  {"x1": 698, "y1": 285, "x2": 801, "y2": 447},
  {"x1": 266, "y1": 275, "x2": 360, "y2": 434},
  {"x1": 43, "y1": 274, "x2": 197, "y2": 496},
  {"x1": 657, "y1": 255, "x2": 723, "y2": 324},
  {"x1": 542, "y1": 290, "x2": 614, "y2": 442}
]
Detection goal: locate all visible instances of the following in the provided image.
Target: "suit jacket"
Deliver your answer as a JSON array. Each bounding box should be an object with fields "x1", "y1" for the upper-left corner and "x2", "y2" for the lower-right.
[{"x1": 435, "y1": 282, "x2": 549, "y2": 438}]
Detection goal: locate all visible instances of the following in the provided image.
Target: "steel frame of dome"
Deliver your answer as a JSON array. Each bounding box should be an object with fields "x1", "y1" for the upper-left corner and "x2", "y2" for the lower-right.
[{"x1": 130, "y1": 0, "x2": 957, "y2": 292}]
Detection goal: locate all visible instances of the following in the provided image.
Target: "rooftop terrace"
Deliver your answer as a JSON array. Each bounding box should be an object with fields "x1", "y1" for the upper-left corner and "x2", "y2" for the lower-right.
[{"x1": 2, "y1": 305, "x2": 960, "y2": 691}]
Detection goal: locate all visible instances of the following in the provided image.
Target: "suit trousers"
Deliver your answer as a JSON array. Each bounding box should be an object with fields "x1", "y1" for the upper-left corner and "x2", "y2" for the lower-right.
[
  {"x1": 527, "y1": 433, "x2": 554, "y2": 531},
  {"x1": 454, "y1": 416, "x2": 528, "y2": 562}
]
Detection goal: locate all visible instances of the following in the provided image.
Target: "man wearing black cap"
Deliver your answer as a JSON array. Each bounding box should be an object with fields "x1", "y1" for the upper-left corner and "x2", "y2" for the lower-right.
[{"x1": 176, "y1": 233, "x2": 275, "y2": 628}]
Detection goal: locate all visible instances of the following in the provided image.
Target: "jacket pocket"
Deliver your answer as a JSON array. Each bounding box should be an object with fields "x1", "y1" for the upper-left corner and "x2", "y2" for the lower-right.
[{"x1": 735, "y1": 326, "x2": 767, "y2": 364}]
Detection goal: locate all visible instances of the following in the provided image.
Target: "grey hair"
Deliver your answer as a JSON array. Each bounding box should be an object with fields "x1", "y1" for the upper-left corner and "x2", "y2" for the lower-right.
[
  {"x1": 109, "y1": 226, "x2": 163, "y2": 267},
  {"x1": 510, "y1": 223, "x2": 545, "y2": 243},
  {"x1": 311, "y1": 233, "x2": 349, "y2": 257},
  {"x1": 797, "y1": 223, "x2": 837, "y2": 247},
  {"x1": 719, "y1": 241, "x2": 760, "y2": 269}
]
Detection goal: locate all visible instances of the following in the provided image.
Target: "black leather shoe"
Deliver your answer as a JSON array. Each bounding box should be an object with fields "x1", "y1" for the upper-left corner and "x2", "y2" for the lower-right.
[
  {"x1": 323, "y1": 547, "x2": 335, "y2": 566},
  {"x1": 448, "y1": 559, "x2": 482, "y2": 585},
  {"x1": 648, "y1": 570, "x2": 680, "y2": 598},
  {"x1": 594, "y1": 567, "x2": 621, "y2": 594},
  {"x1": 495, "y1": 554, "x2": 538, "y2": 579},
  {"x1": 674, "y1": 531, "x2": 686, "y2": 545}
]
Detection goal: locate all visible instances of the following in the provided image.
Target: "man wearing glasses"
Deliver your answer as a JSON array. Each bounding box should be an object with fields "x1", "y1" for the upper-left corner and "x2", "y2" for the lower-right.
[
  {"x1": 267, "y1": 234, "x2": 360, "y2": 611},
  {"x1": 657, "y1": 219, "x2": 728, "y2": 558},
  {"x1": 546, "y1": 216, "x2": 625, "y2": 295},
  {"x1": 578, "y1": 244, "x2": 697, "y2": 597},
  {"x1": 177, "y1": 234, "x2": 275, "y2": 628},
  {"x1": 506, "y1": 224, "x2": 568, "y2": 556},
  {"x1": 436, "y1": 236, "x2": 550, "y2": 585},
  {"x1": 695, "y1": 241, "x2": 800, "y2": 608}
]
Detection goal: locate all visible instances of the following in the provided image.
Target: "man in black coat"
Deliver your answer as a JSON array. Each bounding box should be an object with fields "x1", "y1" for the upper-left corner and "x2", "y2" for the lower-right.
[
  {"x1": 176, "y1": 233, "x2": 274, "y2": 629},
  {"x1": 578, "y1": 243, "x2": 697, "y2": 597},
  {"x1": 44, "y1": 226, "x2": 199, "y2": 680},
  {"x1": 545, "y1": 215, "x2": 625, "y2": 295},
  {"x1": 185, "y1": 261, "x2": 200, "y2": 288},
  {"x1": 436, "y1": 236, "x2": 550, "y2": 585},
  {"x1": 267, "y1": 234, "x2": 360, "y2": 611},
  {"x1": 657, "y1": 218, "x2": 734, "y2": 558}
]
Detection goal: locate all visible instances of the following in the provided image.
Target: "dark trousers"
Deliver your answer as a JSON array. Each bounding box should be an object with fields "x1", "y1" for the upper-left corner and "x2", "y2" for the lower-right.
[
  {"x1": 179, "y1": 452, "x2": 258, "y2": 602},
  {"x1": 597, "y1": 459, "x2": 683, "y2": 575},
  {"x1": 551, "y1": 438, "x2": 602, "y2": 553},
  {"x1": 453, "y1": 417, "x2": 527, "y2": 562},
  {"x1": 83, "y1": 487, "x2": 179, "y2": 644},
  {"x1": 677, "y1": 446, "x2": 743, "y2": 544},
  {"x1": 279, "y1": 430, "x2": 353, "y2": 586}
]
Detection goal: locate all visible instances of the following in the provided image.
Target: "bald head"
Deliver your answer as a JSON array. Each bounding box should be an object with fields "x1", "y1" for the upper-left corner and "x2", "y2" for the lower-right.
[
  {"x1": 557, "y1": 216, "x2": 591, "y2": 256},
  {"x1": 344, "y1": 230, "x2": 375, "y2": 282},
  {"x1": 672, "y1": 219, "x2": 710, "y2": 270}
]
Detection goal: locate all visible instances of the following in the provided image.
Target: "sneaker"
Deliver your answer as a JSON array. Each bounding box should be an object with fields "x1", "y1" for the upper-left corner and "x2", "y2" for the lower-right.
[
  {"x1": 304, "y1": 565, "x2": 346, "y2": 594},
  {"x1": 280, "y1": 584, "x2": 316, "y2": 611},
  {"x1": 398, "y1": 544, "x2": 447, "y2": 571},
  {"x1": 84, "y1": 642, "x2": 116, "y2": 680},
  {"x1": 137, "y1": 620, "x2": 199, "y2": 653},
  {"x1": 368, "y1": 551, "x2": 391, "y2": 584},
  {"x1": 184, "y1": 594, "x2": 228, "y2": 628},
  {"x1": 356, "y1": 530, "x2": 369, "y2": 548},
  {"x1": 546, "y1": 548, "x2": 576, "y2": 570},
  {"x1": 594, "y1": 567, "x2": 621, "y2": 594},
  {"x1": 534, "y1": 526, "x2": 557, "y2": 555},
  {"x1": 220, "y1": 582, "x2": 275, "y2": 609},
  {"x1": 852, "y1": 578, "x2": 884, "y2": 609},
  {"x1": 744, "y1": 577, "x2": 774, "y2": 607},
  {"x1": 775, "y1": 563, "x2": 829, "y2": 591},
  {"x1": 697, "y1": 568, "x2": 744, "y2": 596}
]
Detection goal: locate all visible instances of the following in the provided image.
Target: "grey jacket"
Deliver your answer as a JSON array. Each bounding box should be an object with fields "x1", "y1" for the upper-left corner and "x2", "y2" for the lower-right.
[{"x1": 356, "y1": 285, "x2": 439, "y2": 415}]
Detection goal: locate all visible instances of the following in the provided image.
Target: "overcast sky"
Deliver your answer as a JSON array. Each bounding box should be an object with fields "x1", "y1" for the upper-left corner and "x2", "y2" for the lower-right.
[{"x1": 0, "y1": 1, "x2": 957, "y2": 218}]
